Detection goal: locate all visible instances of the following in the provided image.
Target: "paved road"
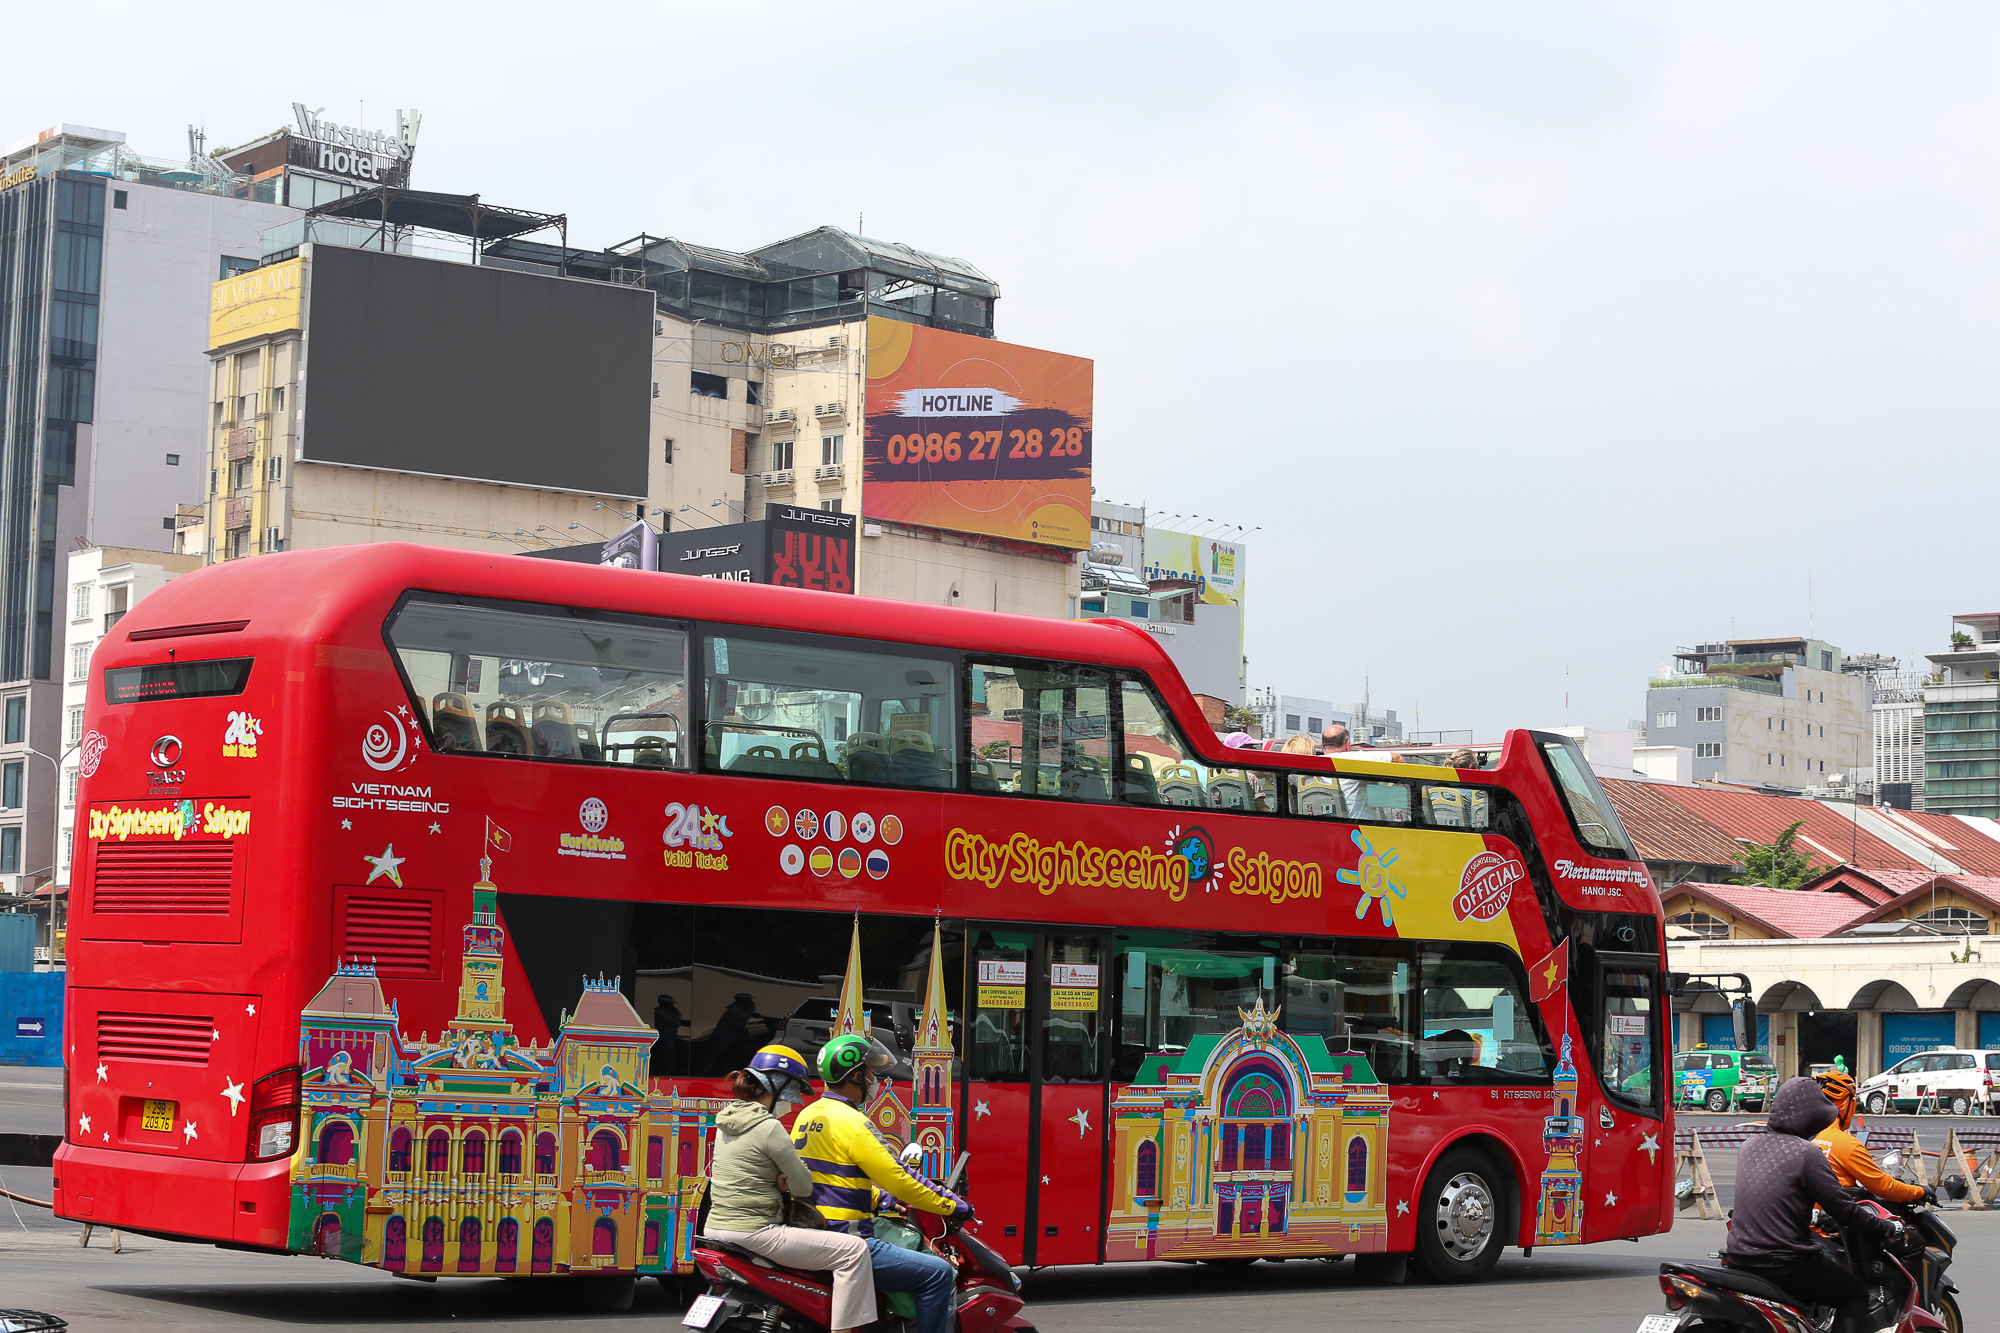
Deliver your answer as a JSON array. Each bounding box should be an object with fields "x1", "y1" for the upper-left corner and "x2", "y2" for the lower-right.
[
  {"x1": 1, "y1": 1195, "x2": 1995, "y2": 1333},
  {"x1": 1679, "y1": 1110, "x2": 1996, "y2": 1207},
  {"x1": 0, "y1": 1064, "x2": 63, "y2": 1136}
]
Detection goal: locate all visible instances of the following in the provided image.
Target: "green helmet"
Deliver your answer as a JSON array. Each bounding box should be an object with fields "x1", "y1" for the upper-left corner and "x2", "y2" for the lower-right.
[{"x1": 819, "y1": 1033, "x2": 893, "y2": 1085}]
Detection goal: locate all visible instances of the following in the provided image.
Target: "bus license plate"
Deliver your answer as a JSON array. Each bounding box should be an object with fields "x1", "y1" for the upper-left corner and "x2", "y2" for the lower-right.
[
  {"x1": 1635, "y1": 1316, "x2": 1682, "y2": 1333},
  {"x1": 142, "y1": 1099, "x2": 177, "y2": 1133},
  {"x1": 682, "y1": 1294, "x2": 723, "y2": 1328}
]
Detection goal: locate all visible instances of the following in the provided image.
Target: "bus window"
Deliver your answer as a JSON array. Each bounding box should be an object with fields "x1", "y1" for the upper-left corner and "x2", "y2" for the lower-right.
[
  {"x1": 1288, "y1": 775, "x2": 1415, "y2": 824},
  {"x1": 1417, "y1": 943, "x2": 1552, "y2": 1084},
  {"x1": 1421, "y1": 784, "x2": 1491, "y2": 829},
  {"x1": 1600, "y1": 962, "x2": 1660, "y2": 1113},
  {"x1": 384, "y1": 594, "x2": 688, "y2": 766},
  {"x1": 1117, "y1": 678, "x2": 1274, "y2": 812},
  {"x1": 1286, "y1": 939, "x2": 1415, "y2": 1083},
  {"x1": 968, "y1": 662, "x2": 1112, "y2": 800},
  {"x1": 1540, "y1": 738, "x2": 1636, "y2": 859},
  {"x1": 702, "y1": 631, "x2": 956, "y2": 790},
  {"x1": 970, "y1": 930, "x2": 1031, "y2": 1082},
  {"x1": 1043, "y1": 936, "x2": 1103, "y2": 1084}
]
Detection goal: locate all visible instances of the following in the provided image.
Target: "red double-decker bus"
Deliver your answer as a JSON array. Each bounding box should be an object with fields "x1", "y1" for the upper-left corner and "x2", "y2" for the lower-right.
[{"x1": 56, "y1": 543, "x2": 1668, "y2": 1294}]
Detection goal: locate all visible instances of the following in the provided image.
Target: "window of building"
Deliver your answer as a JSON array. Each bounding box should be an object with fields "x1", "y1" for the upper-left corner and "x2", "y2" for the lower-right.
[
  {"x1": 218, "y1": 255, "x2": 257, "y2": 280},
  {"x1": 820, "y1": 499, "x2": 842, "y2": 514},
  {"x1": 209, "y1": 469, "x2": 217, "y2": 496},
  {"x1": 67, "y1": 706, "x2": 84, "y2": 745},
  {"x1": 70, "y1": 644, "x2": 89, "y2": 681},
  {"x1": 769, "y1": 438, "x2": 794, "y2": 471},
  {"x1": 1696, "y1": 742, "x2": 1721, "y2": 758},
  {"x1": 1668, "y1": 910, "x2": 1729, "y2": 938},
  {"x1": 1818, "y1": 724, "x2": 1824, "y2": 738},
  {"x1": 267, "y1": 457, "x2": 282, "y2": 483},
  {"x1": 1081, "y1": 599, "x2": 1104, "y2": 613},
  {"x1": 273, "y1": 386, "x2": 285, "y2": 415},
  {"x1": 1307, "y1": 716, "x2": 1323, "y2": 733},
  {"x1": 1817, "y1": 759, "x2": 1825, "y2": 773},
  {"x1": 64, "y1": 765, "x2": 82, "y2": 803},
  {"x1": 821, "y1": 434, "x2": 844, "y2": 466},
  {"x1": 3, "y1": 697, "x2": 22, "y2": 745},
  {"x1": 1697, "y1": 705, "x2": 1722, "y2": 722},
  {"x1": 112, "y1": 190, "x2": 127, "y2": 209},
  {"x1": 1655, "y1": 711, "x2": 1678, "y2": 729},
  {"x1": 165, "y1": 453, "x2": 180, "y2": 466},
  {"x1": 232, "y1": 459, "x2": 253, "y2": 490},
  {"x1": 1767, "y1": 717, "x2": 1772, "y2": 730},
  {"x1": 1914, "y1": 907, "x2": 1988, "y2": 934},
  {"x1": 663, "y1": 438, "x2": 674, "y2": 465},
  {"x1": 265, "y1": 527, "x2": 284, "y2": 553},
  {"x1": 385, "y1": 593, "x2": 690, "y2": 769},
  {"x1": 744, "y1": 380, "x2": 762, "y2": 407},
  {"x1": 1285, "y1": 714, "x2": 1301, "y2": 731},
  {"x1": 1, "y1": 763, "x2": 20, "y2": 809},
  {"x1": 1128, "y1": 600, "x2": 1149, "y2": 620},
  {"x1": 1780, "y1": 754, "x2": 1787, "y2": 767},
  {"x1": 228, "y1": 531, "x2": 247, "y2": 559},
  {"x1": 0, "y1": 827, "x2": 18, "y2": 874},
  {"x1": 704, "y1": 631, "x2": 955, "y2": 790},
  {"x1": 72, "y1": 584, "x2": 90, "y2": 621},
  {"x1": 690, "y1": 371, "x2": 728, "y2": 399}
]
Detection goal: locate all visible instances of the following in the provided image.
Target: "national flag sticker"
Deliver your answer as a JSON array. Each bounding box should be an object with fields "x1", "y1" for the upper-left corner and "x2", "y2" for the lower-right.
[
  {"x1": 824, "y1": 811, "x2": 846, "y2": 842},
  {"x1": 865, "y1": 849, "x2": 891, "y2": 879},
  {"x1": 794, "y1": 810, "x2": 820, "y2": 840},
  {"x1": 809, "y1": 847, "x2": 835, "y2": 877},
  {"x1": 765, "y1": 806, "x2": 790, "y2": 837},
  {"x1": 879, "y1": 815, "x2": 903, "y2": 846},
  {"x1": 780, "y1": 844, "x2": 805, "y2": 875},
  {"x1": 838, "y1": 847, "x2": 863, "y2": 879},
  {"x1": 850, "y1": 812, "x2": 875, "y2": 843}
]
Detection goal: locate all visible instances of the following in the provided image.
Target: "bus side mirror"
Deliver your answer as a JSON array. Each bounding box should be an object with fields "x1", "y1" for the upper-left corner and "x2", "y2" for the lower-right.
[
  {"x1": 1731, "y1": 996, "x2": 1759, "y2": 1052},
  {"x1": 1665, "y1": 972, "x2": 1688, "y2": 998}
]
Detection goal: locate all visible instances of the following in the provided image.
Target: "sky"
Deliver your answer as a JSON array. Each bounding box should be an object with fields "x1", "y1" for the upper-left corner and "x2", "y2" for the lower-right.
[{"x1": 12, "y1": 2, "x2": 2000, "y2": 738}]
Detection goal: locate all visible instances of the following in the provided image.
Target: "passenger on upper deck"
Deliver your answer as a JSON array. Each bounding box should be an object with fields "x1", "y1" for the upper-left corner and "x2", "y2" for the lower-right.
[{"x1": 1319, "y1": 724, "x2": 1367, "y2": 814}]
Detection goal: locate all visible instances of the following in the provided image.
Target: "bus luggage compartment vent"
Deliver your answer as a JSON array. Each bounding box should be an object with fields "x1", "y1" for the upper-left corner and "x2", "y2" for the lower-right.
[
  {"x1": 337, "y1": 891, "x2": 439, "y2": 979},
  {"x1": 91, "y1": 842, "x2": 235, "y2": 915},
  {"x1": 96, "y1": 1010, "x2": 215, "y2": 1066}
]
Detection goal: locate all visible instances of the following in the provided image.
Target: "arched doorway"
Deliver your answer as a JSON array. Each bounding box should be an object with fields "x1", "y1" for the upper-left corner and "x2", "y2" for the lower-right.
[
  {"x1": 495, "y1": 1217, "x2": 519, "y2": 1272},
  {"x1": 313, "y1": 1212, "x2": 342, "y2": 1257},
  {"x1": 532, "y1": 1217, "x2": 555, "y2": 1272},
  {"x1": 420, "y1": 1217, "x2": 444, "y2": 1272},
  {"x1": 384, "y1": 1215, "x2": 407, "y2": 1268},
  {"x1": 458, "y1": 1216, "x2": 482, "y2": 1272},
  {"x1": 593, "y1": 1216, "x2": 617, "y2": 1258},
  {"x1": 317, "y1": 1122, "x2": 354, "y2": 1167}
]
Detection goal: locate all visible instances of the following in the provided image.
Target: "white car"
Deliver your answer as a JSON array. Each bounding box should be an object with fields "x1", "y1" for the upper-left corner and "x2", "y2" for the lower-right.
[{"x1": 1856, "y1": 1047, "x2": 1996, "y2": 1117}]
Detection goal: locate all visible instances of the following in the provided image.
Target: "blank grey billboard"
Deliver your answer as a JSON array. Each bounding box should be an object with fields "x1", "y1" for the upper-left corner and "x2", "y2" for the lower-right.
[{"x1": 303, "y1": 245, "x2": 652, "y2": 497}]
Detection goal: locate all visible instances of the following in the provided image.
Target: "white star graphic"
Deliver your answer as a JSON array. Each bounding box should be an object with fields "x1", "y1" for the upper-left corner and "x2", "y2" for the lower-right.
[
  {"x1": 1070, "y1": 1107, "x2": 1091, "y2": 1137},
  {"x1": 212, "y1": 1029, "x2": 221, "y2": 1041},
  {"x1": 973, "y1": 1100, "x2": 991, "y2": 1119},
  {"x1": 398, "y1": 704, "x2": 410, "y2": 716},
  {"x1": 340, "y1": 818, "x2": 352, "y2": 830},
  {"x1": 1431, "y1": 1091, "x2": 1441, "y2": 1100},
  {"x1": 364, "y1": 844, "x2": 405, "y2": 886},
  {"x1": 102, "y1": 1131, "x2": 109, "y2": 1143},
  {"x1": 78, "y1": 1112, "x2": 91, "y2": 1134},
  {"x1": 1640, "y1": 1132, "x2": 1661, "y2": 1163},
  {"x1": 428, "y1": 821, "x2": 441, "y2": 834},
  {"x1": 95, "y1": 1062, "x2": 107, "y2": 1083},
  {"x1": 183, "y1": 1119, "x2": 199, "y2": 1143},
  {"x1": 1604, "y1": 1191, "x2": 1618, "y2": 1207},
  {"x1": 222, "y1": 1079, "x2": 247, "y2": 1116},
  {"x1": 1041, "y1": 1175, "x2": 1050, "y2": 1184},
  {"x1": 1593, "y1": 1138, "x2": 1601, "y2": 1147},
  {"x1": 245, "y1": 1002, "x2": 256, "y2": 1016},
  {"x1": 1396, "y1": 1199, "x2": 1409, "y2": 1216}
]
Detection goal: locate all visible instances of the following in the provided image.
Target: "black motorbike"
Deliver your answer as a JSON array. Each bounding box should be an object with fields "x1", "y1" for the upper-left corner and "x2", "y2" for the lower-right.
[{"x1": 1636, "y1": 1186, "x2": 1959, "y2": 1333}]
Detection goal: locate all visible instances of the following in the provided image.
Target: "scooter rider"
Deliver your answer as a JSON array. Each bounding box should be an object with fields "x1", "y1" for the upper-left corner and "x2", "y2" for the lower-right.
[
  {"x1": 1812, "y1": 1069, "x2": 1934, "y2": 1208},
  {"x1": 794, "y1": 1033, "x2": 973, "y2": 1333},
  {"x1": 1729, "y1": 1076, "x2": 1906, "y2": 1333}
]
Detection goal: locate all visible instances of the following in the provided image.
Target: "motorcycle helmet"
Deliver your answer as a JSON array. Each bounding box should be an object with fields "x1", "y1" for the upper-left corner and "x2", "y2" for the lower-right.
[
  {"x1": 1814, "y1": 1069, "x2": 1858, "y2": 1127},
  {"x1": 819, "y1": 1033, "x2": 894, "y2": 1088},
  {"x1": 746, "y1": 1045, "x2": 815, "y2": 1112}
]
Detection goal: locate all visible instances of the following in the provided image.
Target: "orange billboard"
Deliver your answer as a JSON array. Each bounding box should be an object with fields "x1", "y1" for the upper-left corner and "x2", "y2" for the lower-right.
[{"x1": 862, "y1": 317, "x2": 1091, "y2": 549}]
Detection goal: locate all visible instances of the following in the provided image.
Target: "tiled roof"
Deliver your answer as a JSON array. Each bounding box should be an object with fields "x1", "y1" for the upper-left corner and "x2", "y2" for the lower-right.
[
  {"x1": 1808, "y1": 866, "x2": 1939, "y2": 905},
  {"x1": 1859, "y1": 806, "x2": 2000, "y2": 875},
  {"x1": 1668, "y1": 882, "x2": 1874, "y2": 939},
  {"x1": 1853, "y1": 872, "x2": 2000, "y2": 928},
  {"x1": 1600, "y1": 779, "x2": 1743, "y2": 868},
  {"x1": 1648, "y1": 784, "x2": 1924, "y2": 875}
]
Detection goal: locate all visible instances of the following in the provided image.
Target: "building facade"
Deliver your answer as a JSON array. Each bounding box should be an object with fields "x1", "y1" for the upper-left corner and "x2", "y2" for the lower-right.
[
  {"x1": 1645, "y1": 637, "x2": 1870, "y2": 790},
  {"x1": 0, "y1": 123, "x2": 295, "y2": 906},
  {"x1": 1924, "y1": 614, "x2": 2000, "y2": 817},
  {"x1": 1871, "y1": 673, "x2": 1928, "y2": 811}
]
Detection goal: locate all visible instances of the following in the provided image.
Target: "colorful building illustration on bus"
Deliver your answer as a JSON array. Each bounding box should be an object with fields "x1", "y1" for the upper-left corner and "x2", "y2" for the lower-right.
[
  {"x1": 1534, "y1": 1033, "x2": 1584, "y2": 1244},
  {"x1": 289, "y1": 856, "x2": 719, "y2": 1276},
  {"x1": 826, "y1": 916, "x2": 957, "y2": 1182},
  {"x1": 1106, "y1": 1001, "x2": 1390, "y2": 1261}
]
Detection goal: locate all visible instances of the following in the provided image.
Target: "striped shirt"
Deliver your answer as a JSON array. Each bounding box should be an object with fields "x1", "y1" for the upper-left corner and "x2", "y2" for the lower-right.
[{"x1": 791, "y1": 1093, "x2": 962, "y2": 1236}]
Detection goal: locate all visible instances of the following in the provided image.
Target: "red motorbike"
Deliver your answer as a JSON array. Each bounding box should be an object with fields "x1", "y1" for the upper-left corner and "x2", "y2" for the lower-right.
[{"x1": 686, "y1": 1154, "x2": 1033, "y2": 1333}]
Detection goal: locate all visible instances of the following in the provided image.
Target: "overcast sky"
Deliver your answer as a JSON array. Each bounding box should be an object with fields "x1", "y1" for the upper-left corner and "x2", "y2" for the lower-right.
[{"x1": 14, "y1": 3, "x2": 2000, "y2": 738}]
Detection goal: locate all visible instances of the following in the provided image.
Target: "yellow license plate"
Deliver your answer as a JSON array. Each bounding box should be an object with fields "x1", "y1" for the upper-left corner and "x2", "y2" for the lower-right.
[{"x1": 142, "y1": 1099, "x2": 176, "y2": 1133}]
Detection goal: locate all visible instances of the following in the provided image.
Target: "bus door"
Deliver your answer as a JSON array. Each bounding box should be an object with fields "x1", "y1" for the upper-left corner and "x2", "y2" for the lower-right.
[
  {"x1": 963, "y1": 928, "x2": 1109, "y2": 1267},
  {"x1": 1031, "y1": 933, "x2": 1109, "y2": 1266}
]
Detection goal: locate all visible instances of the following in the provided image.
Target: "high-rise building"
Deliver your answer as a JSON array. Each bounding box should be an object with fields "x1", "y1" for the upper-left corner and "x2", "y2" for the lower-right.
[
  {"x1": 1869, "y1": 672, "x2": 1927, "y2": 810},
  {"x1": 1644, "y1": 637, "x2": 1870, "y2": 790},
  {"x1": 1924, "y1": 614, "x2": 2000, "y2": 817},
  {"x1": 0, "y1": 122, "x2": 296, "y2": 901}
]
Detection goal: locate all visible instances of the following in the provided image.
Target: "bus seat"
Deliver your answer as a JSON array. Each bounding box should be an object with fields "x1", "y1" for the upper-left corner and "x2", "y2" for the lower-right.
[
  {"x1": 1120, "y1": 754, "x2": 1160, "y2": 804},
  {"x1": 632, "y1": 738, "x2": 667, "y2": 768},
  {"x1": 847, "y1": 748, "x2": 891, "y2": 784},
  {"x1": 789, "y1": 740, "x2": 826, "y2": 763},
  {"x1": 573, "y1": 723, "x2": 602, "y2": 762},
  {"x1": 969, "y1": 759, "x2": 1003, "y2": 794},
  {"x1": 889, "y1": 746, "x2": 945, "y2": 789},
  {"x1": 1155, "y1": 762, "x2": 1205, "y2": 807},
  {"x1": 432, "y1": 692, "x2": 482, "y2": 752},
  {"x1": 532, "y1": 720, "x2": 577, "y2": 758},
  {"x1": 1295, "y1": 777, "x2": 1346, "y2": 817},
  {"x1": 1208, "y1": 776, "x2": 1254, "y2": 810},
  {"x1": 485, "y1": 702, "x2": 531, "y2": 755},
  {"x1": 533, "y1": 700, "x2": 573, "y2": 724}
]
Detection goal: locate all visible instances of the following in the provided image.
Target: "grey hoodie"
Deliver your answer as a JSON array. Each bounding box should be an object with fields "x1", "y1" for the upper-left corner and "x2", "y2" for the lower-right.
[
  {"x1": 1729, "y1": 1076, "x2": 1897, "y2": 1267},
  {"x1": 707, "y1": 1100, "x2": 815, "y2": 1232}
]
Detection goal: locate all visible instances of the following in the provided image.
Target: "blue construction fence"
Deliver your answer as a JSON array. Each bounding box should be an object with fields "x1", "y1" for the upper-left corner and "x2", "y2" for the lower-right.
[{"x1": 0, "y1": 971, "x2": 64, "y2": 1066}]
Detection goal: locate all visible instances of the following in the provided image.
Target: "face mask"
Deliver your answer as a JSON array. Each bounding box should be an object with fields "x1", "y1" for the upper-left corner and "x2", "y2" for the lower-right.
[{"x1": 773, "y1": 1098, "x2": 797, "y2": 1117}]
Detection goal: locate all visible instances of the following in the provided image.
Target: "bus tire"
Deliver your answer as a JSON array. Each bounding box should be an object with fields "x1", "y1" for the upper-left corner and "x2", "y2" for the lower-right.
[
  {"x1": 1411, "y1": 1147, "x2": 1506, "y2": 1284},
  {"x1": 1703, "y1": 1089, "x2": 1728, "y2": 1113},
  {"x1": 1351, "y1": 1251, "x2": 1408, "y2": 1284}
]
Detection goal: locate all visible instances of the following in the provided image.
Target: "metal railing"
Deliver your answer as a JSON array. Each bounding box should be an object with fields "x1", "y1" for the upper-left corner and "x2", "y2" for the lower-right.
[{"x1": 1650, "y1": 674, "x2": 1784, "y2": 697}]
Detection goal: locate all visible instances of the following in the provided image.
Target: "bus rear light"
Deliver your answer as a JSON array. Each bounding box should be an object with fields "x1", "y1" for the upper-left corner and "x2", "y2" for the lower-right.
[{"x1": 247, "y1": 1066, "x2": 301, "y2": 1162}]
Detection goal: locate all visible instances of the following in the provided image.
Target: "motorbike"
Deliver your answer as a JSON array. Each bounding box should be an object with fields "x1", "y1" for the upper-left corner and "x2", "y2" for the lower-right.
[
  {"x1": 685, "y1": 1151, "x2": 1034, "y2": 1333},
  {"x1": 1635, "y1": 1177, "x2": 1959, "y2": 1333}
]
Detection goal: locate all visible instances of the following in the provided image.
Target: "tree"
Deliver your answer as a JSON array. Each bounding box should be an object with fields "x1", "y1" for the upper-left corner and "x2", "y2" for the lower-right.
[
  {"x1": 1221, "y1": 703, "x2": 1260, "y2": 734},
  {"x1": 979, "y1": 739, "x2": 1011, "y2": 759},
  {"x1": 1730, "y1": 821, "x2": 1815, "y2": 890}
]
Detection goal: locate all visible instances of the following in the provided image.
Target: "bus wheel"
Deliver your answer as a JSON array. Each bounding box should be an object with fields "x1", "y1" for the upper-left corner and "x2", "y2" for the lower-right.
[
  {"x1": 1703, "y1": 1089, "x2": 1729, "y2": 1113},
  {"x1": 1412, "y1": 1148, "x2": 1505, "y2": 1283}
]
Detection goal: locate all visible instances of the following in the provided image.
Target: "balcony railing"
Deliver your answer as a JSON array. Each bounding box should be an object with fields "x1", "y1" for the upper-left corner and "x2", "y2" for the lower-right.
[
  {"x1": 1650, "y1": 674, "x2": 1783, "y2": 697},
  {"x1": 103, "y1": 610, "x2": 126, "y2": 632}
]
